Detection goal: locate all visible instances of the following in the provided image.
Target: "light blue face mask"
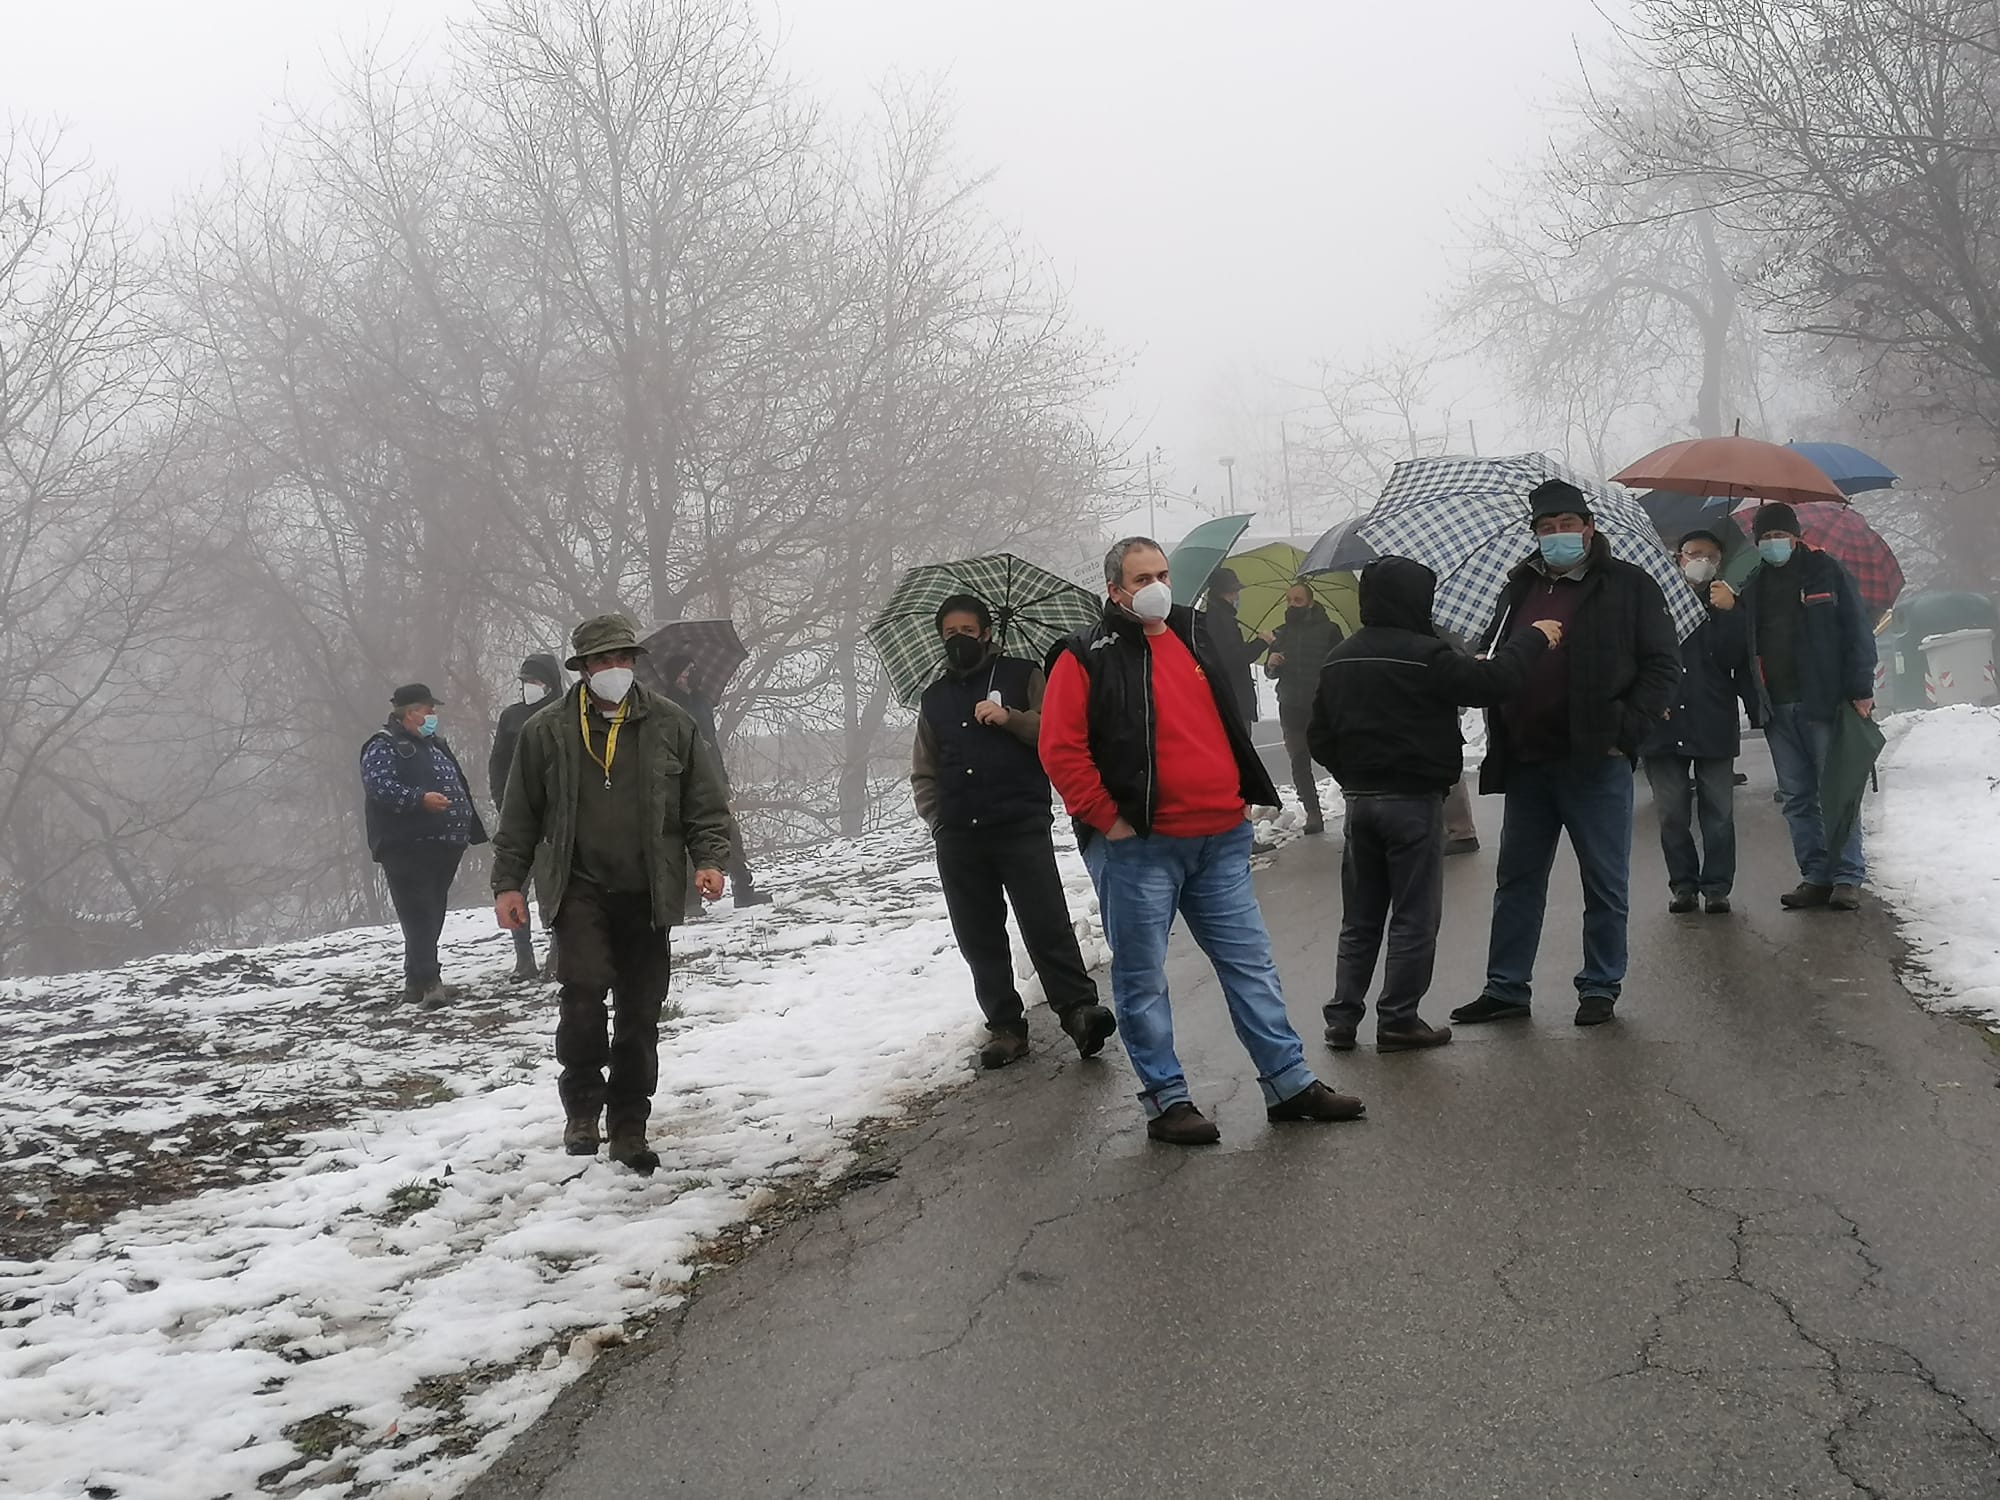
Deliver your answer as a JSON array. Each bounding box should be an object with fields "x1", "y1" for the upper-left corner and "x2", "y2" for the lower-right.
[
  {"x1": 1758, "y1": 537, "x2": 1795, "y2": 567},
  {"x1": 419, "y1": 713, "x2": 439, "y2": 738},
  {"x1": 1537, "y1": 532, "x2": 1588, "y2": 570}
]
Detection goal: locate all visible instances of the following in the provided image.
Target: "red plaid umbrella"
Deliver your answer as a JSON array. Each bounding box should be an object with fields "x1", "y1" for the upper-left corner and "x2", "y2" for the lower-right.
[{"x1": 1732, "y1": 502, "x2": 1905, "y2": 612}]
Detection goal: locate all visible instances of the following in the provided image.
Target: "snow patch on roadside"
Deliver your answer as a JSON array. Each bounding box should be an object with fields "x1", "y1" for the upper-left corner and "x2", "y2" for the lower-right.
[{"x1": 1867, "y1": 704, "x2": 2000, "y2": 1020}]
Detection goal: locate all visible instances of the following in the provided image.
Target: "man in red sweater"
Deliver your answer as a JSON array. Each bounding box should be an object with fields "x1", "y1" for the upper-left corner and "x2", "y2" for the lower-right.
[{"x1": 1041, "y1": 538, "x2": 1365, "y2": 1145}]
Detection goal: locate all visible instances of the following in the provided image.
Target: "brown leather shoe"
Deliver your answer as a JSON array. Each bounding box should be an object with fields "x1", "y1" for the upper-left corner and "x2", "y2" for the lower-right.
[
  {"x1": 607, "y1": 1122, "x2": 659, "y2": 1174},
  {"x1": 1266, "y1": 1081, "x2": 1366, "y2": 1123},
  {"x1": 1146, "y1": 1102, "x2": 1221, "y2": 1145},
  {"x1": 1781, "y1": 881, "x2": 1834, "y2": 910},
  {"x1": 563, "y1": 1114, "x2": 601, "y2": 1156},
  {"x1": 978, "y1": 1028, "x2": 1031, "y2": 1069},
  {"x1": 1377, "y1": 1020, "x2": 1453, "y2": 1052}
]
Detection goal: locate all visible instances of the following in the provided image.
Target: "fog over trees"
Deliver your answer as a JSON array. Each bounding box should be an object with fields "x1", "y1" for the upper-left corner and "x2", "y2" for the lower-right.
[{"x1": 7, "y1": 0, "x2": 2000, "y2": 973}]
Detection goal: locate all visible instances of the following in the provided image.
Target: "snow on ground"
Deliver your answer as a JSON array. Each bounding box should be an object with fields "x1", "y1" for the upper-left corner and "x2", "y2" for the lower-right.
[
  {"x1": 1868, "y1": 703, "x2": 2000, "y2": 1020},
  {"x1": 1, "y1": 793, "x2": 1328, "y2": 1500}
]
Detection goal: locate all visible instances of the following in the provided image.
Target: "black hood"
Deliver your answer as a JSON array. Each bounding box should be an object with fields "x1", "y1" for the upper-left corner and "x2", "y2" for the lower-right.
[
  {"x1": 520, "y1": 653, "x2": 563, "y2": 692},
  {"x1": 1359, "y1": 557, "x2": 1439, "y2": 635}
]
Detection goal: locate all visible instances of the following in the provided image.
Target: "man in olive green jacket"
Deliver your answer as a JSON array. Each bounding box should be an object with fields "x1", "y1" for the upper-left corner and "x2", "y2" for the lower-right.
[{"x1": 493, "y1": 613, "x2": 734, "y2": 1172}]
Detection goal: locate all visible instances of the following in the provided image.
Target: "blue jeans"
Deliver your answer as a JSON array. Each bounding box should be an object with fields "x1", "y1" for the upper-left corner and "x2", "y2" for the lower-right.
[
  {"x1": 1082, "y1": 821, "x2": 1317, "y2": 1119},
  {"x1": 1642, "y1": 756, "x2": 1737, "y2": 898},
  {"x1": 1764, "y1": 702, "x2": 1866, "y2": 886},
  {"x1": 1484, "y1": 757, "x2": 1635, "y2": 1005}
]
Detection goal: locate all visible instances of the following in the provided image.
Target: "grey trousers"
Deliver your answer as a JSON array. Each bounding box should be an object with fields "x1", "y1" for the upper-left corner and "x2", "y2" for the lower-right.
[
  {"x1": 1325, "y1": 793, "x2": 1446, "y2": 1030},
  {"x1": 1444, "y1": 777, "x2": 1477, "y2": 844}
]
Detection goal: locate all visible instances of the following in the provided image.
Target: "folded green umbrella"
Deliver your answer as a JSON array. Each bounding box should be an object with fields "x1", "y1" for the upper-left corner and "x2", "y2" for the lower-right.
[{"x1": 1821, "y1": 702, "x2": 1887, "y2": 856}]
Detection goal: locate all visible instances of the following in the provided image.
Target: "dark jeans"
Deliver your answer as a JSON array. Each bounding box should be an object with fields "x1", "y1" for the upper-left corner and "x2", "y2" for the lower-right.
[
  {"x1": 1326, "y1": 794, "x2": 1445, "y2": 1031},
  {"x1": 1484, "y1": 756, "x2": 1635, "y2": 1004},
  {"x1": 380, "y1": 842, "x2": 465, "y2": 985},
  {"x1": 1643, "y1": 755, "x2": 1737, "y2": 897},
  {"x1": 1279, "y1": 706, "x2": 1323, "y2": 819},
  {"x1": 934, "y1": 821, "x2": 1099, "y2": 1033},
  {"x1": 1765, "y1": 702, "x2": 1866, "y2": 886},
  {"x1": 553, "y1": 881, "x2": 673, "y2": 1126}
]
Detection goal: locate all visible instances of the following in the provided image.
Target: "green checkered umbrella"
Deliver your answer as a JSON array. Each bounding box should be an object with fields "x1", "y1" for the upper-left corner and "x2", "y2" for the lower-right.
[{"x1": 867, "y1": 554, "x2": 1103, "y2": 707}]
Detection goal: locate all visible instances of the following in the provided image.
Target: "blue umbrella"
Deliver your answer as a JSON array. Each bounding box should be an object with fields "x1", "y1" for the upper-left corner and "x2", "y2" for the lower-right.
[{"x1": 1786, "y1": 442, "x2": 1897, "y2": 496}]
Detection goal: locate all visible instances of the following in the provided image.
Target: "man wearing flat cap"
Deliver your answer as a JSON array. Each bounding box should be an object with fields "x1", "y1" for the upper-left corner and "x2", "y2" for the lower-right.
[
  {"x1": 491, "y1": 613, "x2": 734, "y2": 1173},
  {"x1": 1452, "y1": 478, "x2": 1679, "y2": 1032},
  {"x1": 361, "y1": 683, "x2": 487, "y2": 1008}
]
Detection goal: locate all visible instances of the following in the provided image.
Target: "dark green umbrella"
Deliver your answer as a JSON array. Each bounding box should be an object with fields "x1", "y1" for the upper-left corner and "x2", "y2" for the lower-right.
[
  {"x1": 1822, "y1": 704, "x2": 1887, "y2": 856},
  {"x1": 1168, "y1": 515, "x2": 1254, "y2": 606}
]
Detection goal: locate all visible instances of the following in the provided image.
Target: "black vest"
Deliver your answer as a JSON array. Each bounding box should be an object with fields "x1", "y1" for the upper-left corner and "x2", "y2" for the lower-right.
[
  {"x1": 1049, "y1": 603, "x2": 1280, "y2": 847},
  {"x1": 919, "y1": 655, "x2": 1053, "y2": 831},
  {"x1": 361, "y1": 724, "x2": 484, "y2": 859}
]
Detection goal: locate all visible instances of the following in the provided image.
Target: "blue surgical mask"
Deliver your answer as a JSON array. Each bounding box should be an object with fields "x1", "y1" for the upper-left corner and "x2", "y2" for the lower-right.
[
  {"x1": 1758, "y1": 537, "x2": 1795, "y2": 567},
  {"x1": 1537, "y1": 533, "x2": 1587, "y2": 570},
  {"x1": 419, "y1": 713, "x2": 439, "y2": 737}
]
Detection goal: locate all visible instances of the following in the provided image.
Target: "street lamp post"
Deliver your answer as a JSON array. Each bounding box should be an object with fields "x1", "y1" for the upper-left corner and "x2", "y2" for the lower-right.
[{"x1": 1219, "y1": 455, "x2": 1237, "y2": 512}]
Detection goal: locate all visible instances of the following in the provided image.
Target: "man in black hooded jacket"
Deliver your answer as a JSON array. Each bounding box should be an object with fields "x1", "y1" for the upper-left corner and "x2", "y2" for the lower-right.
[
  {"x1": 489, "y1": 654, "x2": 564, "y2": 980},
  {"x1": 1307, "y1": 558, "x2": 1560, "y2": 1051}
]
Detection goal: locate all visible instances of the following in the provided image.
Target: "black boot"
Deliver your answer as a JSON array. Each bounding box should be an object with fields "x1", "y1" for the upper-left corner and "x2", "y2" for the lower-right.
[
  {"x1": 1450, "y1": 994, "x2": 1532, "y2": 1024},
  {"x1": 1781, "y1": 881, "x2": 1834, "y2": 910},
  {"x1": 608, "y1": 1121, "x2": 659, "y2": 1174},
  {"x1": 1059, "y1": 1004, "x2": 1117, "y2": 1060},
  {"x1": 978, "y1": 1026, "x2": 1030, "y2": 1069}
]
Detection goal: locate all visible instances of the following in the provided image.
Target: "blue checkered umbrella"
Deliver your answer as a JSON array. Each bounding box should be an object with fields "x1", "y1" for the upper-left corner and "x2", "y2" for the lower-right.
[{"x1": 1356, "y1": 454, "x2": 1706, "y2": 641}]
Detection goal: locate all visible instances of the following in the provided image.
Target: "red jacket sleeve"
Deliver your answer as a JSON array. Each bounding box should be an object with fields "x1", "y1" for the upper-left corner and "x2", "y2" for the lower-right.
[{"x1": 1038, "y1": 651, "x2": 1119, "y2": 833}]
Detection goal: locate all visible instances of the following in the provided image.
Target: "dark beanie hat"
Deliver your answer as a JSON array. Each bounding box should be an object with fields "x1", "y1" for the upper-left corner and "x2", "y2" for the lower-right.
[
  {"x1": 1678, "y1": 528, "x2": 1724, "y2": 551},
  {"x1": 1752, "y1": 502, "x2": 1801, "y2": 538},
  {"x1": 1209, "y1": 567, "x2": 1242, "y2": 595},
  {"x1": 1528, "y1": 478, "x2": 1593, "y2": 523}
]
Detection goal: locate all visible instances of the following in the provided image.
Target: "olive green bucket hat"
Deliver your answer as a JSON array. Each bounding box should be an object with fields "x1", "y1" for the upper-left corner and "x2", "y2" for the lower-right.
[{"x1": 565, "y1": 612, "x2": 649, "y2": 671}]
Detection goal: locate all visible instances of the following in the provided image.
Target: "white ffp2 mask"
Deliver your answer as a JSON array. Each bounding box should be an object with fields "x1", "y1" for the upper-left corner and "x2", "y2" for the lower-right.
[
  {"x1": 588, "y1": 666, "x2": 635, "y2": 702},
  {"x1": 1128, "y1": 580, "x2": 1173, "y2": 623},
  {"x1": 521, "y1": 682, "x2": 549, "y2": 705},
  {"x1": 1681, "y1": 557, "x2": 1719, "y2": 585}
]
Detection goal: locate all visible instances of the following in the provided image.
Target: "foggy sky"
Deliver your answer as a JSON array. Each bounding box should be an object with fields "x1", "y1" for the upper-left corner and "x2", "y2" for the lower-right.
[{"x1": 1, "y1": 0, "x2": 1620, "y2": 523}]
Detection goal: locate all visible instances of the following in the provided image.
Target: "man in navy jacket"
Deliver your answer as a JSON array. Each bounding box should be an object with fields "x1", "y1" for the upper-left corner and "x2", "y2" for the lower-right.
[{"x1": 1737, "y1": 503, "x2": 1879, "y2": 912}]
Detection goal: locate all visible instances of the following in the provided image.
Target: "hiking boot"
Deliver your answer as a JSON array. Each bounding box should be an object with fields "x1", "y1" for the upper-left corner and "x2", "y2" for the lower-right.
[
  {"x1": 420, "y1": 980, "x2": 450, "y2": 1011},
  {"x1": 511, "y1": 954, "x2": 540, "y2": 982},
  {"x1": 1444, "y1": 837, "x2": 1480, "y2": 856},
  {"x1": 1324, "y1": 1023, "x2": 1357, "y2": 1052},
  {"x1": 1059, "y1": 1004, "x2": 1117, "y2": 1060},
  {"x1": 400, "y1": 981, "x2": 426, "y2": 1006},
  {"x1": 978, "y1": 1027, "x2": 1031, "y2": 1070},
  {"x1": 733, "y1": 887, "x2": 774, "y2": 908},
  {"x1": 607, "y1": 1123, "x2": 659, "y2": 1174},
  {"x1": 1450, "y1": 995, "x2": 1532, "y2": 1025},
  {"x1": 1704, "y1": 894, "x2": 1732, "y2": 915},
  {"x1": 1668, "y1": 890, "x2": 1699, "y2": 914},
  {"x1": 1781, "y1": 882, "x2": 1834, "y2": 910},
  {"x1": 1302, "y1": 816, "x2": 1326, "y2": 835},
  {"x1": 563, "y1": 1114, "x2": 601, "y2": 1156},
  {"x1": 1267, "y1": 1081, "x2": 1367, "y2": 1123},
  {"x1": 1575, "y1": 995, "x2": 1617, "y2": 1027},
  {"x1": 1377, "y1": 1020, "x2": 1453, "y2": 1052},
  {"x1": 1147, "y1": 1102, "x2": 1221, "y2": 1145},
  {"x1": 1828, "y1": 883, "x2": 1863, "y2": 912}
]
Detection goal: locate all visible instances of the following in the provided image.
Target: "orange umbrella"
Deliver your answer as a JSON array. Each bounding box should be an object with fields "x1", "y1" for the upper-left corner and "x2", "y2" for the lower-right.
[{"x1": 1612, "y1": 435, "x2": 1846, "y2": 505}]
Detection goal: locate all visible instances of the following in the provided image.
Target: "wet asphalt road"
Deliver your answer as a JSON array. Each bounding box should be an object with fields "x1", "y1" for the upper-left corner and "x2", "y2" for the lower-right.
[{"x1": 467, "y1": 744, "x2": 2000, "y2": 1499}]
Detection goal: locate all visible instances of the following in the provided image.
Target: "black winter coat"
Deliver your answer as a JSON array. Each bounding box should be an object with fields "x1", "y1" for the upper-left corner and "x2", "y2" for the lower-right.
[
  {"x1": 1204, "y1": 594, "x2": 1263, "y2": 723},
  {"x1": 488, "y1": 654, "x2": 565, "y2": 805},
  {"x1": 1049, "y1": 602, "x2": 1279, "y2": 848},
  {"x1": 1308, "y1": 557, "x2": 1550, "y2": 795},
  {"x1": 1266, "y1": 604, "x2": 1344, "y2": 717},
  {"x1": 1737, "y1": 546, "x2": 1878, "y2": 722},
  {"x1": 1477, "y1": 533, "x2": 1681, "y2": 794},
  {"x1": 1638, "y1": 587, "x2": 1754, "y2": 761}
]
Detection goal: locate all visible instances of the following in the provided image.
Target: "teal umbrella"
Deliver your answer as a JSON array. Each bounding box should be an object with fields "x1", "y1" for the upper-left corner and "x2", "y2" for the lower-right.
[
  {"x1": 1822, "y1": 703, "x2": 1886, "y2": 856},
  {"x1": 1168, "y1": 514, "x2": 1254, "y2": 606}
]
